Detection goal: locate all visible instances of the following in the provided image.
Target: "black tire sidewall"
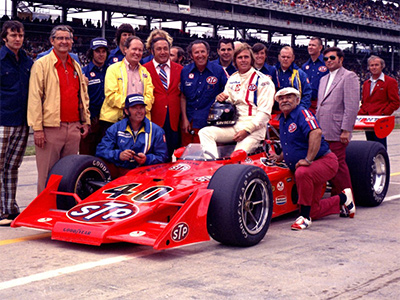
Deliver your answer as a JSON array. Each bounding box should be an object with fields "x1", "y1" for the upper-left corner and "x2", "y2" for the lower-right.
[
  {"x1": 207, "y1": 164, "x2": 273, "y2": 247},
  {"x1": 47, "y1": 155, "x2": 111, "y2": 210},
  {"x1": 346, "y1": 141, "x2": 390, "y2": 206}
]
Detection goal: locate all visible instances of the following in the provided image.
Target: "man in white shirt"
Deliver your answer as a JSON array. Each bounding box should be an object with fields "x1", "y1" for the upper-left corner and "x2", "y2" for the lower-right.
[
  {"x1": 316, "y1": 47, "x2": 359, "y2": 198},
  {"x1": 199, "y1": 43, "x2": 275, "y2": 158}
]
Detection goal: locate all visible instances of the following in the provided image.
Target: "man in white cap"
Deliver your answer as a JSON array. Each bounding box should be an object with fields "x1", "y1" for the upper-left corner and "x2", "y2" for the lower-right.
[
  {"x1": 270, "y1": 87, "x2": 355, "y2": 230},
  {"x1": 96, "y1": 93, "x2": 168, "y2": 178}
]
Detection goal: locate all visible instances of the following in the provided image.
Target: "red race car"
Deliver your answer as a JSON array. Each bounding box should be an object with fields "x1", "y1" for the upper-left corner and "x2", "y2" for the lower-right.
[{"x1": 12, "y1": 116, "x2": 392, "y2": 250}]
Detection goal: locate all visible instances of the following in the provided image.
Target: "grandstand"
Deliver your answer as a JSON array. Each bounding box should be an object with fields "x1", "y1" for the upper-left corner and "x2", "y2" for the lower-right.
[{"x1": 1, "y1": 0, "x2": 399, "y2": 76}]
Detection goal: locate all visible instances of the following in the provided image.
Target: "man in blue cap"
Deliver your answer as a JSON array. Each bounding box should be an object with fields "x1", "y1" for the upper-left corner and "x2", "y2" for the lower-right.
[
  {"x1": 80, "y1": 37, "x2": 109, "y2": 155},
  {"x1": 96, "y1": 93, "x2": 168, "y2": 177}
]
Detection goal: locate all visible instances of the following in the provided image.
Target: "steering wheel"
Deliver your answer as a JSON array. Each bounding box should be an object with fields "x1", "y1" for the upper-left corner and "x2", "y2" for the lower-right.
[{"x1": 203, "y1": 150, "x2": 217, "y2": 160}]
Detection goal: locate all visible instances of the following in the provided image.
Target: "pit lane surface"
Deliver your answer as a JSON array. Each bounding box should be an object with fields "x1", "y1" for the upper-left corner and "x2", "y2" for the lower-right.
[{"x1": 1, "y1": 131, "x2": 400, "y2": 299}]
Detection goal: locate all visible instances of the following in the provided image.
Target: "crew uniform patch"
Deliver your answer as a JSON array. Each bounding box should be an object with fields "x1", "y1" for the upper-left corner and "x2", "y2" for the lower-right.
[
  {"x1": 188, "y1": 73, "x2": 194, "y2": 79},
  {"x1": 318, "y1": 66, "x2": 327, "y2": 72},
  {"x1": 248, "y1": 84, "x2": 257, "y2": 91},
  {"x1": 305, "y1": 115, "x2": 315, "y2": 122},
  {"x1": 206, "y1": 76, "x2": 218, "y2": 84},
  {"x1": 90, "y1": 72, "x2": 96, "y2": 77},
  {"x1": 305, "y1": 65, "x2": 310, "y2": 70},
  {"x1": 288, "y1": 123, "x2": 297, "y2": 133}
]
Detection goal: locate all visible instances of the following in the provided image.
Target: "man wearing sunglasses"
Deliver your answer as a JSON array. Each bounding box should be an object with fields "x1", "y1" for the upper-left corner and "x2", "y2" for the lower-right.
[{"x1": 316, "y1": 47, "x2": 359, "y2": 208}]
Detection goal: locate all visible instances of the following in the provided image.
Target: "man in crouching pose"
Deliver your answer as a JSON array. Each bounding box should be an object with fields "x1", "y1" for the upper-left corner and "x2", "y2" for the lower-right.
[{"x1": 271, "y1": 87, "x2": 355, "y2": 230}]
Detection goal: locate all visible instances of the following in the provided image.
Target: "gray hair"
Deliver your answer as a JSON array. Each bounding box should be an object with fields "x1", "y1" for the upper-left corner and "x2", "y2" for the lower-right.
[
  {"x1": 368, "y1": 55, "x2": 385, "y2": 69},
  {"x1": 49, "y1": 25, "x2": 73, "y2": 41}
]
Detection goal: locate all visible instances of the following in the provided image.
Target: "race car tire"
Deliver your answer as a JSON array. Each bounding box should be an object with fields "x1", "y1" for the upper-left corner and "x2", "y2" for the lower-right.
[
  {"x1": 346, "y1": 141, "x2": 390, "y2": 207},
  {"x1": 47, "y1": 155, "x2": 111, "y2": 210},
  {"x1": 207, "y1": 164, "x2": 273, "y2": 247}
]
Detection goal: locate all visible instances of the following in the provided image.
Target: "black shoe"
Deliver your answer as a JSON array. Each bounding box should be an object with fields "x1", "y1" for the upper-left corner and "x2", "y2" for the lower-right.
[{"x1": 0, "y1": 213, "x2": 19, "y2": 226}]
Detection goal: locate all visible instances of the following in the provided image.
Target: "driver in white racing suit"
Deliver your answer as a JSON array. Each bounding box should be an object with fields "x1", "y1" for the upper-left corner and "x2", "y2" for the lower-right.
[{"x1": 199, "y1": 43, "x2": 275, "y2": 158}]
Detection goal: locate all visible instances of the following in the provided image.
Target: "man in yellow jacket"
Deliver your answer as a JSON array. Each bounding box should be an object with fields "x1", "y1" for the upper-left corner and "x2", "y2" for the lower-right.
[
  {"x1": 100, "y1": 36, "x2": 154, "y2": 130},
  {"x1": 28, "y1": 25, "x2": 90, "y2": 194}
]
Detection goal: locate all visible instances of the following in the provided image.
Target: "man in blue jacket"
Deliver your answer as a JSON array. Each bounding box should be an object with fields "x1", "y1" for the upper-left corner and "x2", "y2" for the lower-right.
[
  {"x1": 0, "y1": 20, "x2": 33, "y2": 225},
  {"x1": 96, "y1": 94, "x2": 168, "y2": 177},
  {"x1": 80, "y1": 37, "x2": 109, "y2": 155},
  {"x1": 301, "y1": 37, "x2": 328, "y2": 114},
  {"x1": 275, "y1": 46, "x2": 312, "y2": 111}
]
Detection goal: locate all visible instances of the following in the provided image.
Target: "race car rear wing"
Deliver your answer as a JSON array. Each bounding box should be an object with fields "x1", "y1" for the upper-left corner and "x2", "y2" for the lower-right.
[{"x1": 268, "y1": 115, "x2": 395, "y2": 139}]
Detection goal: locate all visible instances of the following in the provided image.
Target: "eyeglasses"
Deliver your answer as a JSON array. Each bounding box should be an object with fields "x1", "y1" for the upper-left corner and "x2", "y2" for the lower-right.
[
  {"x1": 54, "y1": 36, "x2": 72, "y2": 41},
  {"x1": 323, "y1": 55, "x2": 337, "y2": 61}
]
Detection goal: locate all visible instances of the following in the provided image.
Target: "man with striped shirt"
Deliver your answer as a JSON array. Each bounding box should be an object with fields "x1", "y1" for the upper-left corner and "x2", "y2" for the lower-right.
[{"x1": 270, "y1": 87, "x2": 355, "y2": 230}]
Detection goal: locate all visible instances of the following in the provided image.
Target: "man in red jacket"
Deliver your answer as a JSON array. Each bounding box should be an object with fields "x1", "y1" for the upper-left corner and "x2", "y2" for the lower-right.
[
  {"x1": 359, "y1": 56, "x2": 400, "y2": 148},
  {"x1": 143, "y1": 37, "x2": 183, "y2": 160}
]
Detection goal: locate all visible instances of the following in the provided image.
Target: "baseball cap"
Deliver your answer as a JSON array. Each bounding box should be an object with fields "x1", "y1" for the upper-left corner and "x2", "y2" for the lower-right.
[
  {"x1": 274, "y1": 87, "x2": 301, "y2": 101},
  {"x1": 125, "y1": 94, "x2": 147, "y2": 108},
  {"x1": 90, "y1": 37, "x2": 108, "y2": 50}
]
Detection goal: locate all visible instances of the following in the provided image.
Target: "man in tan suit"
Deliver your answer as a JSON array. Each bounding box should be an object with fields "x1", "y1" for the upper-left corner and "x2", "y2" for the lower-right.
[{"x1": 316, "y1": 47, "x2": 359, "y2": 201}]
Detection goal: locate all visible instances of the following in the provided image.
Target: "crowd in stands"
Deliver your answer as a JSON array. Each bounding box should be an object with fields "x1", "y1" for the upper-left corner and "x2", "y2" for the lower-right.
[
  {"x1": 1, "y1": 13, "x2": 399, "y2": 84},
  {"x1": 280, "y1": 0, "x2": 399, "y2": 25}
]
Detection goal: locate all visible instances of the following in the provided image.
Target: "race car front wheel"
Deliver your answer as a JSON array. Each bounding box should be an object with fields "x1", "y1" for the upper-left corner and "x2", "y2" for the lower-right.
[
  {"x1": 207, "y1": 164, "x2": 273, "y2": 247},
  {"x1": 47, "y1": 155, "x2": 111, "y2": 210},
  {"x1": 346, "y1": 141, "x2": 390, "y2": 207}
]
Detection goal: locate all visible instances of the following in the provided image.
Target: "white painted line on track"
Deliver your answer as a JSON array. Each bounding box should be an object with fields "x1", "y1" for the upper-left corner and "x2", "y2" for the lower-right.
[
  {"x1": 384, "y1": 194, "x2": 400, "y2": 202},
  {"x1": 0, "y1": 250, "x2": 153, "y2": 291}
]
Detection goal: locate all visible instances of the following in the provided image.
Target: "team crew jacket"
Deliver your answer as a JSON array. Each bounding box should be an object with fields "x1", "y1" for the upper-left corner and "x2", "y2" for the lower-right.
[
  {"x1": 100, "y1": 59, "x2": 154, "y2": 123},
  {"x1": 180, "y1": 61, "x2": 227, "y2": 129},
  {"x1": 301, "y1": 54, "x2": 329, "y2": 101},
  {"x1": 27, "y1": 50, "x2": 90, "y2": 131},
  {"x1": 106, "y1": 46, "x2": 124, "y2": 67},
  {"x1": 280, "y1": 106, "x2": 330, "y2": 172},
  {"x1": 256, "y1": 63, "x2": 279, "y2": 90},
  {"x1": 96, "y1": 117, "x2": 168, "y2": 169},
  {"x1": 0, "y1": 46, "x2": 33, "y2": 126},
  {"x1": 275, "y1": 62, "x2": 312, "y2": 109},
  {"x1": 211, "y1": 58, "x2": 237, "y2": 76},
  {"x1": 82, "y1": 61, "x2": 108, "y2": 119},
  {"x1": 224, "y1": 67, "x2": 275, "y2": 134}
]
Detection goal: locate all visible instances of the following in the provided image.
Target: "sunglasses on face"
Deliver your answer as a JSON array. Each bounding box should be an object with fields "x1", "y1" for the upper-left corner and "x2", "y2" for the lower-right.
[{"x1": 323, "y1": 55, "x2": 337, "y2": 61}]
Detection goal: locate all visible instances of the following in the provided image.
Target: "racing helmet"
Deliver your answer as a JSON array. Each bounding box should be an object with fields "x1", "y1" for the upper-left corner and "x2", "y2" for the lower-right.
[{"x1": 207, "y1": 101, "x2": 237, "y2": 127}]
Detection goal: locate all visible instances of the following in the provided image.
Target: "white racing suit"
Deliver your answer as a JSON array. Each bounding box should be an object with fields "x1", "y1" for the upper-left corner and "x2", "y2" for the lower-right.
[{"x1": 199, "y1": 67, "x2": 275, "y2": 158}]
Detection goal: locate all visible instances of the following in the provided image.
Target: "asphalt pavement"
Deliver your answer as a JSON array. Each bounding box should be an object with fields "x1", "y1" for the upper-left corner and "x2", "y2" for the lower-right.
[{"x1": 1, "y1": 131, "x2": 400, "y2": 299}]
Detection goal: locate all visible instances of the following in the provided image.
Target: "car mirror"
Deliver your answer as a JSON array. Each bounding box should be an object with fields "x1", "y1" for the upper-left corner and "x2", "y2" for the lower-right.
[
  {"x1": 230, "y1": 149, "x2": 247, "y2": 162},
  {"x1": 174, "y1": 147, "x2": 185, "y2": 158}
]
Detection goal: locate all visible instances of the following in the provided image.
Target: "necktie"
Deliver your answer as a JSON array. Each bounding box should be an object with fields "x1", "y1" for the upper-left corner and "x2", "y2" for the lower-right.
[{"x1": 159, "y1": 64, "x2": 168, "y2": 90}]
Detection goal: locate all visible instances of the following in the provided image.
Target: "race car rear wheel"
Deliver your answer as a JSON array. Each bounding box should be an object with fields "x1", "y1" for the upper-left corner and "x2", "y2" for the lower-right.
[
  {"x1": 346, "y1": 141, "x2": 390, "y2": 207},
  {"x1": 207, "y1": 165, "x2": 273, "y2": 247},
  {"x1": 47, "y1": 155, "x2": 111, "y2": 210}
]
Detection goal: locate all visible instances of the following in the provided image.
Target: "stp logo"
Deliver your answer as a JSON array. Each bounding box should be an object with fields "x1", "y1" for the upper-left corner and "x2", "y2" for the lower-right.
[
  {"x1": 169, "y1": 163, "x2": 191, "y2": 171},
  {"x1": 67, "y1": 201, "x2": 139, "y2": 223},
  {"x1": 171, "y1": 223, "x2": 189, "y2": 242},
  {"x1": 288, "y1": 123, "x2": 297, "y2": 133},
  {"x1": 206, "y1": 76, "x2": 217, "y2": 84},
  {"x1": 318, "y1": 66, "x2": 327, "y2": 72},
  {"x1": 248, "y1": 84, "x2": 257, "y2": 91}
]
